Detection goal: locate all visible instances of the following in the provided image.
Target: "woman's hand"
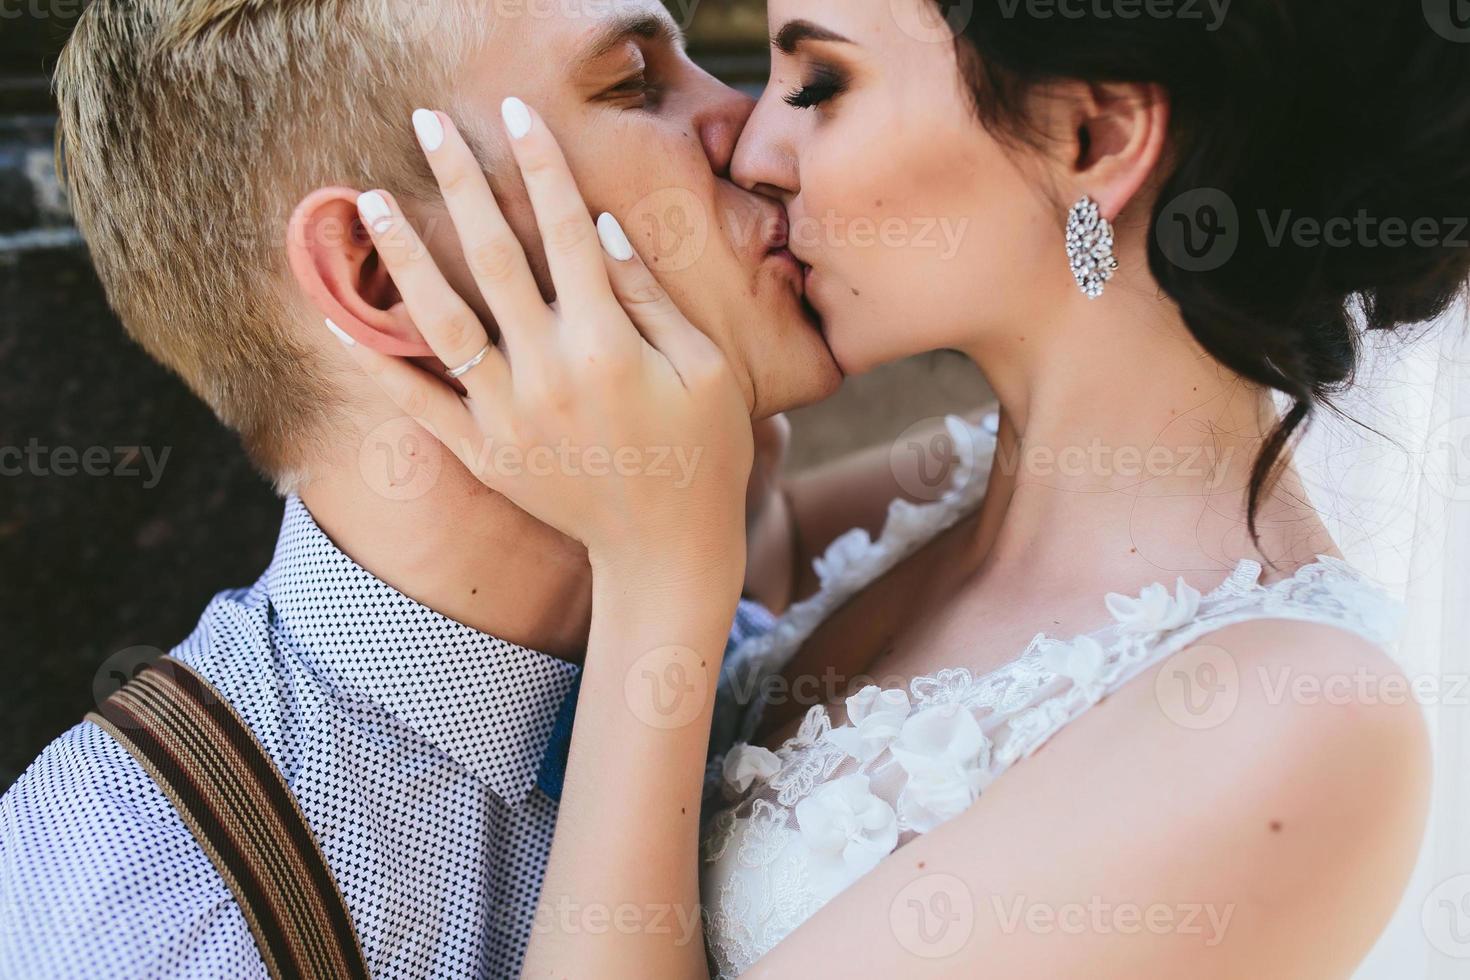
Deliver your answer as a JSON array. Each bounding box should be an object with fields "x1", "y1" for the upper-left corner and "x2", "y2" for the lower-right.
[{"x1": 338, "y1": 100, "x2": 754, "y2": 589}]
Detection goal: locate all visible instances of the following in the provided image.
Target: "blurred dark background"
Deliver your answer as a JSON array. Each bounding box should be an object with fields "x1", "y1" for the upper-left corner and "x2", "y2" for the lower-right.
[{"x1": 0, "y1": 2, "x2": 985, "y2": 789}]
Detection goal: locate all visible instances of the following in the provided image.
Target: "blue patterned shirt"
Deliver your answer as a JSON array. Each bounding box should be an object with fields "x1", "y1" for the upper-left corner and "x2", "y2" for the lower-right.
[{"x1": 0, "y1": 497, "x2": 773, "y2": 979}]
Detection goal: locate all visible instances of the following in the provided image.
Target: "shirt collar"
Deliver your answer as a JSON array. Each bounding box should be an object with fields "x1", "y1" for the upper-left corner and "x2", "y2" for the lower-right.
[{"x1": 263, "y1": 496, "x2": 579, "y2": 809}]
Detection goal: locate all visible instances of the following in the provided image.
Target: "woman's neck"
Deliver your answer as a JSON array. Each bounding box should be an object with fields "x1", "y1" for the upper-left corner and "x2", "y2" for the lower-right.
[{"x1": 960, "y1": 282, "x2": 1336, "y2": 587}]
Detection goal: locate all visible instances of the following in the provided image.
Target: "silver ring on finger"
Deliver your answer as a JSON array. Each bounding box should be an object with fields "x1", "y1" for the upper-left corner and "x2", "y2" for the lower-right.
[{"x1": 446, "y1": 344, "x2": 493, "y2": 380}]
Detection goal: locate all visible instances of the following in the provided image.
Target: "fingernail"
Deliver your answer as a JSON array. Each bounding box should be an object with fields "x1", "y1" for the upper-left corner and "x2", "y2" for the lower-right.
[
  {"x1": 501, "y1": 97, "x2": 532, "y2": 140},
  {"x1": 357, "y1": 191, "x2": 394, "y2": 234},
  {"x1": 325, "y1": 318, "x2": 357, "y2": 348},
  {"x1": 597, "y1": 213, "x2": 634, "y2": 261},
  {"x1": 412, "y1": 109, "x2": 444, "y2": 152}
]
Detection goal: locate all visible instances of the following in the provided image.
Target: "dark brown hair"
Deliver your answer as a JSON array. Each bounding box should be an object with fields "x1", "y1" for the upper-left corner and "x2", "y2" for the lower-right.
[{"x1": 944, "y1": 0, "x2": 1470, "y2": 536}]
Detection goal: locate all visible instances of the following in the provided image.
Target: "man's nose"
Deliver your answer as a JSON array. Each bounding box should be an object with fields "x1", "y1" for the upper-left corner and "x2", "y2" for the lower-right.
[{"x1": 692, "y1": 78, "x2": 756, "y2": 178}]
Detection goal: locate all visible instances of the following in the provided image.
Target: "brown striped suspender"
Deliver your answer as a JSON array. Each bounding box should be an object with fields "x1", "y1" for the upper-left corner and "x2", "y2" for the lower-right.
[{"x1": 87, "y1": 657, "x2": 370, "y2": 980}]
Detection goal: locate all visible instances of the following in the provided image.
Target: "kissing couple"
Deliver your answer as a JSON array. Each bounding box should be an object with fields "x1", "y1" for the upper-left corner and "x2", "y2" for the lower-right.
[{"x1": 6, "y1": 1, "x2": 1463, "y2": 977}]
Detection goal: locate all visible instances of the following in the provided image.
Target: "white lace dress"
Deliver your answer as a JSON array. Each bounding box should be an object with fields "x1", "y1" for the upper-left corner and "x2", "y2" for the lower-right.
[{"x1": 699, "y1": 416, "x2": 1402, "y2": 977}]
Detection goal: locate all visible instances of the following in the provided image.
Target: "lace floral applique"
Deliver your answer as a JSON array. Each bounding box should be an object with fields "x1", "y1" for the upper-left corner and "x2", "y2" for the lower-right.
[
  {"x1": 736, "y1": 799, "x2": 793, "y2": 869},
  {"x1": 910, "y1": 667, "x2": 978, "y2": 707},
  {"x1": 1105, "y1": 578, "x2": 1203, "y2": 634},
  {"x1": 824, "y1": 687, "x2": 911, "y2": 764},
  {"x1": 701, "y1": 548, "x2": 1401, "y2": 976},
  {"x1": 767, "y1": 707, "x2": 847, "y2": 807},
  {"x1": 701, "y1": 808, "x2": 738, "y2": 864},
  {"x1": 891, "y1": 703, "x2": 994, "y2": 832},
  {"x1": 794, "y1": 774, "x2": 898, "y2": 887}
]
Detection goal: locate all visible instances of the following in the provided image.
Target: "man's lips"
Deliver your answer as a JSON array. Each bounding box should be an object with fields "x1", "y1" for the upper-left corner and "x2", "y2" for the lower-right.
[{"x1": 764, "y1": 208, "x2": 790, "y2": 252}]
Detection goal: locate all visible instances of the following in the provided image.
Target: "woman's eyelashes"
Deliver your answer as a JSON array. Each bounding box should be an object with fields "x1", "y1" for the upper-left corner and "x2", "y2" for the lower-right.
[{"x1": 784, "y1": 64, "x2": 848, "y2": 110}]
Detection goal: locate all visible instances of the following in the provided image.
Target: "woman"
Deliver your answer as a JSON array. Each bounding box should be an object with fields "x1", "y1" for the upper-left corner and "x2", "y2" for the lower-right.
[{"x1": 339, "y1": 0, "x2": 1466, "y2": 974}]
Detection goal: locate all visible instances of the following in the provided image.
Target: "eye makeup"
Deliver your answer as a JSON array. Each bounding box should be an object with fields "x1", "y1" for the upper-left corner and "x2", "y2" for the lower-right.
[{"x1": 784, "y1": 63, "x2": 849, "y2": 110}]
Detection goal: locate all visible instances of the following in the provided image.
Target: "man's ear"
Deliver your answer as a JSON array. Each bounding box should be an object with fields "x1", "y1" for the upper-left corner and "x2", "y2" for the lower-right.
[
  {"x1": 1057, "y1": 81, "x2": 1170, "y2": 223},
  {"x1": 287, "y1": 186, "x2": 434, "y2": 357}
]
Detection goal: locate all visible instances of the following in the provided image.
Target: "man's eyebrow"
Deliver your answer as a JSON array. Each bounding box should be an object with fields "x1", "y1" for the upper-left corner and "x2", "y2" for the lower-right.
[
  {"x1": 573, "y1": 13, "x2": 685, "y2": 69},
  {"x1": 773, "y1": 19, "x2": 855, "y2": 54}
]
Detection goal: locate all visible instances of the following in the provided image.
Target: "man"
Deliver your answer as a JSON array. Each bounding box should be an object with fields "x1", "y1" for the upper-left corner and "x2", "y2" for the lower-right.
[{"x1": 0, "y1": 1, "x2": 852, "y2": 977}]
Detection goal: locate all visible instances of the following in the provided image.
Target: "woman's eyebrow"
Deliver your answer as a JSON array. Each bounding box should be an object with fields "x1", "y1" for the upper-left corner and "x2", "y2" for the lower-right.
[{"x1": 772, "y1": 19, "x2": 855, "y2": 54}]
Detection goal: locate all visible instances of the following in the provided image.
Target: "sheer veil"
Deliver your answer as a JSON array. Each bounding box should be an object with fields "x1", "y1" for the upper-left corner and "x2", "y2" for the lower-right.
[{"x1": 1293, "y1": 297, "x2": 1470, "y2": 978}]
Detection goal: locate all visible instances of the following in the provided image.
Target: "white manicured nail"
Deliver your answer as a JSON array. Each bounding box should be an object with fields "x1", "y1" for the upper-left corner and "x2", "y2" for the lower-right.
[
  {"x1": 357, "y1": 191, "x2": 393, "y2": 233},
  {"x1": 325, "y1": 318, "x2": 356, "y2": 347},
  {"x1": 412, "y1": 109, "x2": 444, "y2": 152},
  {"x1": 501, "y1": 97, "x2": 532, "y2": 139},
  {"x1": 597, "y1": 213, "x2": 634, "y2": 261}
]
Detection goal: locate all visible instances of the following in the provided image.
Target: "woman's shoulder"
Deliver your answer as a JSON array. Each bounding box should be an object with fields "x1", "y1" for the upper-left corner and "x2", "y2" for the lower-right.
[
  {"x1": 1125, "y1": 616, "x2": 1430, "y2": 910},
  {"x1": 936, "y1": 615, "x2": 1431, "y2": 971}
]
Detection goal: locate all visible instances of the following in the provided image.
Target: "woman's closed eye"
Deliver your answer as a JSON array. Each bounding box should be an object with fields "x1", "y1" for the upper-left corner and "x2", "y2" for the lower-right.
[{"x1": 784, "y1": 64, "x2": 848, "y2": 110}]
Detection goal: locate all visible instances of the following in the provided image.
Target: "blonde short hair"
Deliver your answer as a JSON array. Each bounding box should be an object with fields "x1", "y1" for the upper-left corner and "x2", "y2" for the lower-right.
[{"x1": 55, "y1": 1, "x2": 486, "y2": 488}]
